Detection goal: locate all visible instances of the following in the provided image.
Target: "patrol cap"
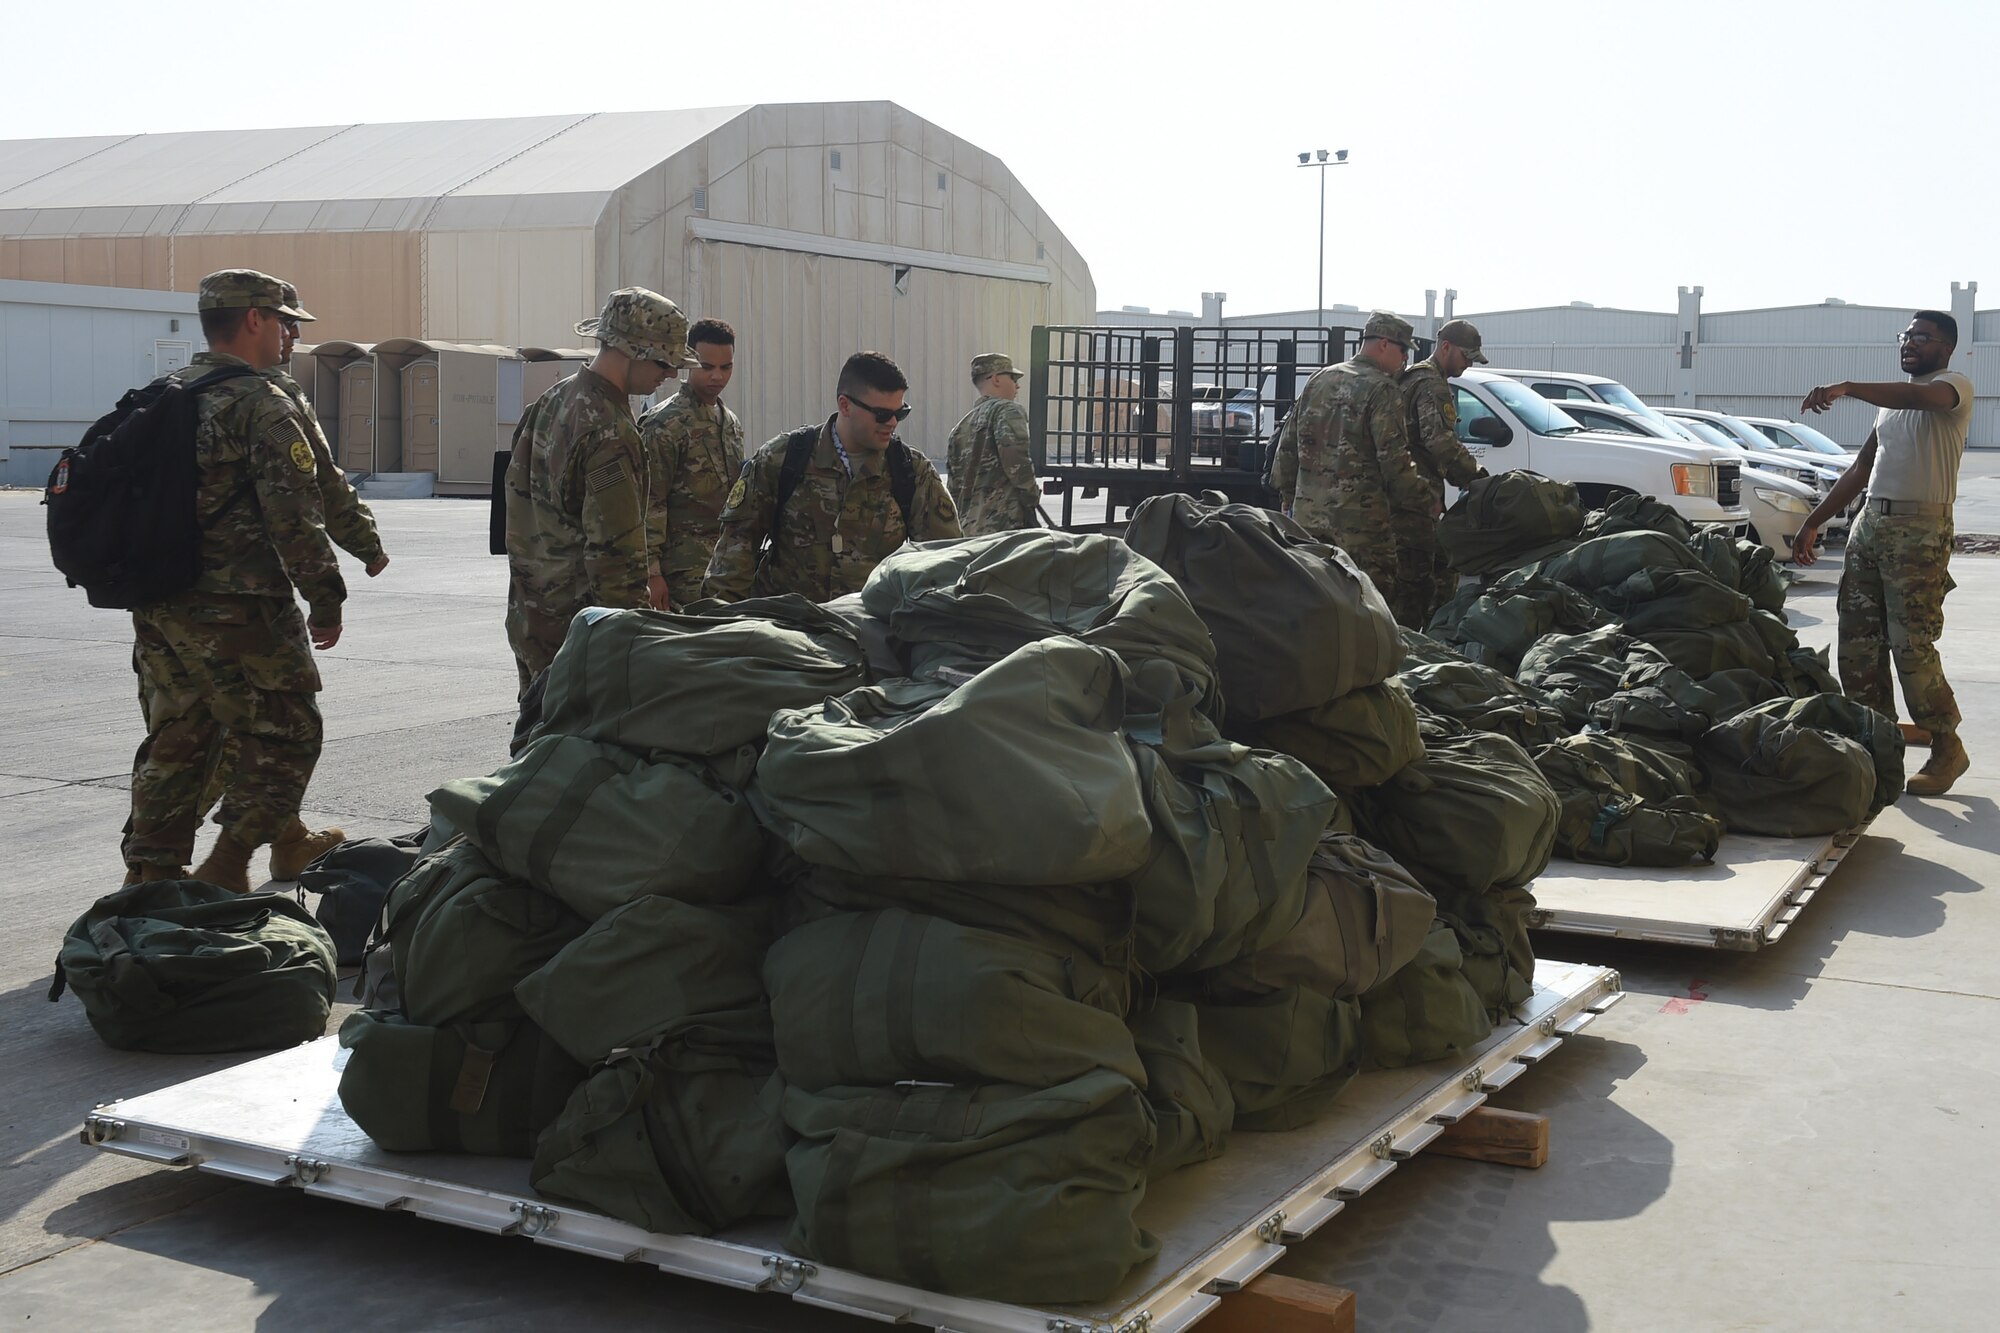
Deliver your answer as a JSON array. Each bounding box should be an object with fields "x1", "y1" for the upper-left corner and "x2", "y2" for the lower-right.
[
  {"x1": 1437, "y1": 318, "x2": 1489, "y2": 363},
  {"x1": 1362, "y1": 310, "x2": 1413, "y2": 346},
  {"x1": 576, "y1": 288, "x2": 697, "y2": 367},
  {"x1": 198, "y1": 269, "x2": 316, "y2": 320},
  {"x1": 971, "y1": 351, "x2": 1023, "y2": 382}
]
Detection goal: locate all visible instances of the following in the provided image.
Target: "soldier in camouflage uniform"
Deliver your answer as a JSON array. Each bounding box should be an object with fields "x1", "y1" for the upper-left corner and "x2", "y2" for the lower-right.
[
  {"x1": 946, "y1": 351, "x2": 1042, "y2": 535},
  {"x1": 122, "y1": 270, "x2": 347, "y2": 893},
  {"x1": 1271, "y1": 311, "x2": 1437, "y2": 599},
  {"x1": 703, "y1": 351, "x2": 962, "y2": 602},
  {"x1": 639, "y1": 318, "x2": 745, "y2": 609},
  {"x1": 1794, "y1": 310, "x2": 1973, "y2": 796},
  {"x1": 505, "y1": 288, "x2": 693, "y2": 692},
  {"x1": 1393, "y1": 318, "x2": 1489, "y2": 628}
]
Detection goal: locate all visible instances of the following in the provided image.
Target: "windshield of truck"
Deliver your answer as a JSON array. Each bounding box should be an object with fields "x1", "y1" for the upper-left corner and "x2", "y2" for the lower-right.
[
  {"x1": 1593, "y1": 381, "x2": 1670, "y2": 422},
  {"x1": 1702, "y1": 414, "x2": 1769, "y2": 449},
  {"x1": 1483, "y1": 377, "x2": 1586, "y2": 434},
  {"x1": 1770, "y1": 420, "x2": 1851, "y2": 454}
]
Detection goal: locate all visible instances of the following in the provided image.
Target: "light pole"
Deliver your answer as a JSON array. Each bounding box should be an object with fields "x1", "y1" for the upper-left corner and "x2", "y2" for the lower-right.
[{"x1": 1297, "y1": 148, "x2": 1350, "y2": 329}]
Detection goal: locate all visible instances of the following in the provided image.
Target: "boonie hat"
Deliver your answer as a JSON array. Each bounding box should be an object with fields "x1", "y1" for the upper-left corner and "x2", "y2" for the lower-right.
[
  {"x1": 576, "y1": 288, "x2": 697, "y2": 366},
  {"x1": 1362, "y1": 311, "x2": 1414, "y2": 346},
  {"x1": 971, "y1": 352, "x2": 1024, "y2": 381},
  {"x1": 1437, "y1": 318, "x2": 1489, "y2": 364},
  {"x1": 198, "y1": 269, "x2": 315, "y2": 320}
]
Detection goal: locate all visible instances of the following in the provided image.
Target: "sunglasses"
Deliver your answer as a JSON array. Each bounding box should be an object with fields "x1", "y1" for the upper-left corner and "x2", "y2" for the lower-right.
[{"x1": 843, "y1": 395, "x2": 914, "y2": 425}]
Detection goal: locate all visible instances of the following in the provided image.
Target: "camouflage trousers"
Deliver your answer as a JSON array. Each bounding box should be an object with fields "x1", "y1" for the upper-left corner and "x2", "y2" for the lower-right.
[
  {"x1": 505, "y1": 593, "x2": 576, "y2": 697},
  {"x1": 1836, "y1": 507, "x2": 1960, "y2": 735},
  {"x1": 1318, "y1": 522, "x2": 1399, "y2": 612},
  {"x1": 124, "y1": 595, "x2": 323, "y2": 868},
  {"x1": 1391, "y1": 529, "x2": 1456, "y2": 632}
]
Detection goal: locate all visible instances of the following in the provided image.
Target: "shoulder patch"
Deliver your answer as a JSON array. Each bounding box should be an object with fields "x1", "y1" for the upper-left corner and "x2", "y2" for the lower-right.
[
  {"x1": 262, "y1": 417, "x2": 312, "y2": 472},
  {"x1": 587, "y1": 460, "x2": 628, "y2": 494},
  {"x1": 726, "y1": 478, "x2": 748, "y2": 510}
]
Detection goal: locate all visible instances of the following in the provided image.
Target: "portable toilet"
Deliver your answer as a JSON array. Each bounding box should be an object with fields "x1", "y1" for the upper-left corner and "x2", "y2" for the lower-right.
[
  {"x1": 372, "y1": 339, "x2": 521, "y2": 495},
  {"x1": 337, "y1": 358, "x2": 378, "y2": 473},
  {"x1": 518, "y1": 347, "x2": 590, "y2": 405},
  {"x1": 288, "y1": 341, "x2": 372, "y2": 472}
]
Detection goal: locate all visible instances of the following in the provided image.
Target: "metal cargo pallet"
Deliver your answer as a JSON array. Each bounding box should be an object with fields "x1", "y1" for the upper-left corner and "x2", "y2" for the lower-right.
[
  {"x1": 83, "y1": 961, "x2": 1620, "y2": 1333},
  {"x1": 1527, "y1": 822, "x2": 1869, "y2": 951}
]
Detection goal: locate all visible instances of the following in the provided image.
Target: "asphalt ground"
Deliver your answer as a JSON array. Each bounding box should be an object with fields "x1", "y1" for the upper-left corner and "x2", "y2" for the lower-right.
[{"x1": 2, "y1": 481, "x2": 1995, "y2": 1332}]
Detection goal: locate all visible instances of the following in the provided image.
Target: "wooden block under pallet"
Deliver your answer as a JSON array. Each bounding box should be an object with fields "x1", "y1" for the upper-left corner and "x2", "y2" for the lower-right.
[
  {"x1": 1200, "y1": 1273, "x2": 1357, "y2": 1333},
  {"x1": 1431, "y1": 1106, "x2": 1549, "y2": 1168}
]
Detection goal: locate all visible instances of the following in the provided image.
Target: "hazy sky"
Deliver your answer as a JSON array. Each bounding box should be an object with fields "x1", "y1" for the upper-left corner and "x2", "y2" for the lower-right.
[{"x1": 5, "y1": 0, "x2": 1990, "y2": 319}]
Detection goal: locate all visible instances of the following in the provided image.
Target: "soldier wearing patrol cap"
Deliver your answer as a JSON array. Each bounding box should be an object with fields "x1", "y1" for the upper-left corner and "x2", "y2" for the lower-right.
[
  {"x1": 504, "y1": 287, "x2": 695, "y2": 692},
  {"x1": 1393, "y1": 318, "x2": 1489, "y2": 627},
  {"x1": 121, "y1": 269, "x2": 348, "y2": 894},
  {"x1": 1271, "y1": 310, "x2": 1436, "y2": 601},
  {"x1": 945, "y1": 352, "x2": 1043, "y2": 536}
]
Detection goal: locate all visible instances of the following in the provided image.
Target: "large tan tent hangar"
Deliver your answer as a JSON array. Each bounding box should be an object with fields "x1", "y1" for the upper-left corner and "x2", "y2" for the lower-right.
[{"x1": 0, "y1": 103, "x2": 1096, "y2": 477}]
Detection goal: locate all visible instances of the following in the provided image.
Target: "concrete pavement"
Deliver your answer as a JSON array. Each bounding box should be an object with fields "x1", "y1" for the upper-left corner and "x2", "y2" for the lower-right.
[{"x1": 1, "y1": 490, "x2": 1993, "y2": 1332}]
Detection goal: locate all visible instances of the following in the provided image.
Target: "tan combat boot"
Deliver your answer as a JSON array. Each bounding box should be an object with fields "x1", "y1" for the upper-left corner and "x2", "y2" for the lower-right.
[
  {"x1": 191, "y1": 832, "x2": 257, "y2": 894},
  {"x1": 122, "y1": 862, "x2": 188, "y2": 887},
  {"x1": 269, "y1": 816, "x2": 347, "y2": 881},
  {"x1": 1898, "y1": 722, "x2": 1933, "y2": 748},
  {"x1": 1906, "y1": 733, "x2": 1969, "y2": 797}
]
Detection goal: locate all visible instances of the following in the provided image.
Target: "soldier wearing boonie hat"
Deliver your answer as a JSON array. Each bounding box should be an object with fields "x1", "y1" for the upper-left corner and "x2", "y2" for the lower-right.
[
  {"x1": 504, "y1": 287, "x2": 693, "y2": 690},
  {"x1": 1394, "y1": 319, "x2": 1489, "y2": 628},
  {"x1": 947, "y1": 351, "x2": 1041, "y2": 535},
  {"x1": 1269, "y1": 309, "x2": 1436, "y2": 604}
]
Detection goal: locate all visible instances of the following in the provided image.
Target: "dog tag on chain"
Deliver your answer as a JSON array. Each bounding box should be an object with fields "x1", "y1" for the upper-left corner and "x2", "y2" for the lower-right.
[{"x1": 831, "y1": 533, "x2": 844, "y2": 554}]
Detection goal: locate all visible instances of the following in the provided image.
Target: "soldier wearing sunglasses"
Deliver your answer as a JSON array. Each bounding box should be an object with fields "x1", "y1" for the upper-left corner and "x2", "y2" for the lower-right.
[{"x1": 703, "y1": 351, "x2": 961, "y2": 601}]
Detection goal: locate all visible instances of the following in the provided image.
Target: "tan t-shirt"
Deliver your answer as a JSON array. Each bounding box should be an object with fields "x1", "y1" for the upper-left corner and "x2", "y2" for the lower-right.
[{"x1": 1870, "y1": 368, "x2": 1973, "y2": 504}]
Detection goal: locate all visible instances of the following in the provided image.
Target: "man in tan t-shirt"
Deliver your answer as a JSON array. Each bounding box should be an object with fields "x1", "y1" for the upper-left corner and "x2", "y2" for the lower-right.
[{"x1": 1793, "y1": 310, "x2": 1973, "y2": 795}]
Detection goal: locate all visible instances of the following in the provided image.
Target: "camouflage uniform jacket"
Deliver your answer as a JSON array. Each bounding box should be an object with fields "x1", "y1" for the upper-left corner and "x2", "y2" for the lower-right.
[
  {"x1": 639, "y1": 387, "x2": 744, "y2": 605},
  {"x1": 703, "y1": 415, "x2": 962, "y2": 603},
  {"x1": 505, "y1": 367, "x2": 652, "y2": 620},
  {"x1": 164, "y1": 352, "x2": 346, "y2": 625},
  {"x1": 1271, "y1": 355, "x2": 1433, "y2": 550},
  {"x1": 268, "y1": 366, "x2": 386, "y2": 568},
  {"x1": 1399, "y1": 359, "x2": 1482, "y2": 498},
  {"x1": 945, "y1": 396, "x2": 1040, "y2": 535}
]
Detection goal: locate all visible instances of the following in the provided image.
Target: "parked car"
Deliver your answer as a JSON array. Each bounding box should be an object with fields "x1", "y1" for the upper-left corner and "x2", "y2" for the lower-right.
[
  {"x1": 1661, "y1": 407, "x2": 1844, "y2": 490},
  {"x1": 1740, "y1": 415, "x2": 1859, "y2": 457},
  {"x1": 1491, "y1": 367, "x2": 1669, "y2": 422},
  {"x1": 1551, "y1": 401, "x2": 1827, "y2": 559}
]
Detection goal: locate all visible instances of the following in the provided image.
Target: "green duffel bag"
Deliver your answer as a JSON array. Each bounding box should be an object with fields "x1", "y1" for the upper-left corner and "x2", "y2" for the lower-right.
[
  {"x1": 1536, "y1": 732, "x2": 1711, "y2": 806},
  {"x1": 1638, "y1": 620, "x2": 1779, "y2": 680},
  {"x1": 1690, "y1": 526, "x2": 1789, "y2": 614},
  {"x1": 1125, "y1": 492, "x2": 1401, "y2": 717},
  {"x1": 778, "y1": 859, "x2": 1137, "y2": 968},
  {"x1": 50, "y1": 881, "x2": 336, "y2": 1054},
  {"x1": 1585, "y1": 659, "x2": 1726, "y2": 745},
  {"x1": 754, "y1": 638, "x2": 1154, "y2": 886},
  {"x1": 1358, "y1": 920, "x2": 1496, "y2": 1068},
  {"x1": 1536, "y1": 529, "x2": 1706, "y2": 593},
  {"x1": 1697, "y1": 712, "x2": 1877, "y2": 835},
  {"x1": 1192, "y1": 985, "x2": 1365, "y2": 1131},
  {"x1": 1229, "y1": 678, "x2": 1425, "y2": 791},
  {"x1": 1517, "y1": 626, "x2": 1671, "y2": 693},
  {"x1": 431, "y1": 734, "x2": 765, "y2": 918},
  {"x1": 1396, "y1": 659, "x2": 1567, "y2": 749},
  {"x1": 1350, "y1": 718, "x2": 1560, "y2": 897},
  {"x1": 1196, "y1": 833, "x2": 1436, "y2": 1002},
  {"x1": 1129, "y1": 998, "x2": 1234, "y2": 1177},
  {"x1": 1781, "y1": 646, "x2": 1843, "y2": 698},
  {"x1": 1400, "y1": 625, "x2": 1470, "y2": 669},
  {"x1": 515, "y1": 896, "x2": 770, "y2": 1066},
  {"x1": 783, "y1": 1071, "x2": 1160, "y2": 1302},
  {"x1": 1446, "y1": 583, "x2": 1609, "y2": 674},
  {"x1": 860, "y1": 528, "x2": 1219, "y2": 710},
  {"x1": 1735, "y1": 694, "x2": 1905, "y2": 815},
  {"x1": 1581, "y1": 493, "x2": 1697, "y2": 544},
  {"x1": 764, "y1": 909, "x2": 1142, "y2": 1091},
  {"x1": 532, "y1": 598, "x2": 869, "y2": 758},
  {"x1": 336, "y1": 1008, "x2": 583, "y2": 1156},
  {"x1": 1532, "y1": 742, "x2": 1723, "y2": 867},
  {"x1": 1125, "y1": 731, "x2": 1336, "y2": 976},
  {"x1": 380, "y1": 837, "x2": 588, "y2": 1027},
  {"x1": 1596, "y1": 566, "x2": 1752, "y2": 633},
  {"x1": 1437, "y1": 471, "x2": 1585, "y2": 575},
  {"x1": 530, "y1": 1029, "x2": 790, "y2": 1234},
  {"x1": 1700, "y1": 666, "x2": 1786, "y2": 719},
  {"x1": 1433, "y1": 885, "x2": 1538, "y2": 1020}
]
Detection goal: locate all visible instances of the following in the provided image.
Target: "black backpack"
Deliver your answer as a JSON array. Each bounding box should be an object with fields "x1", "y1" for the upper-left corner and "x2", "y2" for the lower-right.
[
  {"x1": 44, "y1": 364, "x2": 261, "y2": 609},
  {"x1": 772, "y1": 422, "x2": 917, "y2": 542}
]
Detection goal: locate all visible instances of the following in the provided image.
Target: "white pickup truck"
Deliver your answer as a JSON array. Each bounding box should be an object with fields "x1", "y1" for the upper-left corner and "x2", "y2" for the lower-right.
[{"x1": 1257, "y1": 366, "x2": 1750, "y2": 530}]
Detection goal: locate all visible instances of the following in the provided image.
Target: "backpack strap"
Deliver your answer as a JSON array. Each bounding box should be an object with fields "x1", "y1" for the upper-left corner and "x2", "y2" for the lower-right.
[
  {"x1": 184, "y1": 366, "x2": 281, "y2": 530},
  {"x1": 886, "y1": 440, "x2": 918, "y2": 536},
  {"x1": 770, "y1": 423, "x2": 824, "y2": 547}
]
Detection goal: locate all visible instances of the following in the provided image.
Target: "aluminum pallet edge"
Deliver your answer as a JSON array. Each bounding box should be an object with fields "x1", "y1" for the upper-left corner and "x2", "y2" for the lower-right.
[
  {"x1": 82, "y1": 961, "x2": 1622, "y2": 1333},
  {"x1": 1526, "y1": 821, "x2": 1869, "y2": 951}
]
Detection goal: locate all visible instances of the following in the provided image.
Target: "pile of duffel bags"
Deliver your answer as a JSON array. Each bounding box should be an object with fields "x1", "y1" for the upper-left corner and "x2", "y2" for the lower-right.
[{"x1": 332, "y1": 481, "x2": 1893, "y2": 1303}]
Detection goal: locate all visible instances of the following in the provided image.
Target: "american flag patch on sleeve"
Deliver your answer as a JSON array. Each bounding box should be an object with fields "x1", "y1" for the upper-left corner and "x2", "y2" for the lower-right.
[{"x1": 587, "y1": 461, "x2": 627, "y2": 493}]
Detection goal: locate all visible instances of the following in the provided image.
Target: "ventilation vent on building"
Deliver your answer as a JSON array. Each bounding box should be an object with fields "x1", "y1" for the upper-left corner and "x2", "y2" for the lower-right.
[
  {"x1": 693, "y1": 187, "x2": 708, "y2": 213},
  {"x1": 830, "y1": 149, "x2": 842, "y2": 170},
  {"x1": 1037, "y1": 242, "x2": 1046, "y2": 259},
  {"x1": 937, "y1": 172, "x2": 947, "y2": 191}
]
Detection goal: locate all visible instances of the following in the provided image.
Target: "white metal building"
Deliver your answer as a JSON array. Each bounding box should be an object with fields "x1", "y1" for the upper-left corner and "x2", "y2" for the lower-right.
[
  {"x1": 0, "y1": 103, "x2": 1095, "y2": 465},
  {"x1": 0, "y1": 278, "x2": 201, "y2": 486}
]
